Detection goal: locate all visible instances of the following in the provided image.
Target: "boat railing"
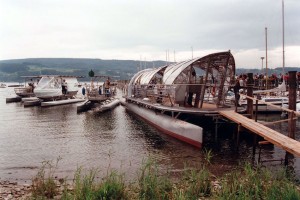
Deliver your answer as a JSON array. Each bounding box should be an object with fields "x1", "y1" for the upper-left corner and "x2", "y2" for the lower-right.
[{"x1": 131, "y1": 82, "x2": 233, "y2": 106}]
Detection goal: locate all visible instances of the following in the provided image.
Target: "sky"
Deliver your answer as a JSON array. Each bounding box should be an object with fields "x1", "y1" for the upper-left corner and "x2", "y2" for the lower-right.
[{"x1": 0, "y1": 0, "x2": 299, "y2": 68}]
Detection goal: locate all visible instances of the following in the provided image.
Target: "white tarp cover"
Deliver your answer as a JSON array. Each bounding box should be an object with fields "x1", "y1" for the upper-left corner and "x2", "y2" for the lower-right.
[
  {"x1": 34, "y1": 76, "x2": 79, "y2": 98},
  {"x1": 34, "y1": 76, "x2": 62, "y2": 97}
]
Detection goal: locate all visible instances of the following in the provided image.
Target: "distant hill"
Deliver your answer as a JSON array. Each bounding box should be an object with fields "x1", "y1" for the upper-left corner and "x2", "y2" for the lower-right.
[
  {"x1": 0, "y1": 58, "x2": 298, "y2": 82},
  {"x1": 0, "y1": 58, "x2": 167, "y2": 82}
]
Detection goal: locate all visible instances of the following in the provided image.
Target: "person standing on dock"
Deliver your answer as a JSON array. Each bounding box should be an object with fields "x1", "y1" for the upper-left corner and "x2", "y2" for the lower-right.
[
  {"x1": 62, "y1": 79, "x2": 68, "y2": 95},
  {"x1": 233, "y1": 79, "x2": 241, "y2": 107},
  {"x1": 187, "y1": 71, "x2": 196, "y2": 106},
  {"x1": 82, "y1": 86, "x2": 86, "y2": 97},
  {"x1": 104, "y1": 78, "x2": 110, "y2": 97}
]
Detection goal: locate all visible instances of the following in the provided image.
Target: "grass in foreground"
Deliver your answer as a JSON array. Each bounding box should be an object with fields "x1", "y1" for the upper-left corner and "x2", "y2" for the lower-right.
[{"x1": 31, "y1": 158, "x2": 300, "y2": 200}]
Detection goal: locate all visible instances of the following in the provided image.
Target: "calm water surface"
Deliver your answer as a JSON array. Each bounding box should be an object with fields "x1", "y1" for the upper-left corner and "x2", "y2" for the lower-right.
[{"x1": 0, "y1": 85, "x2": 300, "y2": 183}]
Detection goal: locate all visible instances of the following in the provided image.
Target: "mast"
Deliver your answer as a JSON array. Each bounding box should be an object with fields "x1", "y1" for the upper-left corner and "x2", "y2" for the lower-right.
[
  {"x1": 282, "y1": 0, "x2": 285, "y2": 74},
  {"x1": 265, "y1": 27, "x2": 268, "y2": 90}
]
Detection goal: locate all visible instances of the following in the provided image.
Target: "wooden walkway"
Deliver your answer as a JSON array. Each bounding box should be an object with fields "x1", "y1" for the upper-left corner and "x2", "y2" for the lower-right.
[{"x1": 219, "y1": 110, "x2": 300, "y2": 157}]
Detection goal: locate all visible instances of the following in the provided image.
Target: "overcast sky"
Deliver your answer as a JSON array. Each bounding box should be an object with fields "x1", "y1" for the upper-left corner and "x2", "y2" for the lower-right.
[{"x1": 0, "y1": 0, "x2": 299, "y2": 68}]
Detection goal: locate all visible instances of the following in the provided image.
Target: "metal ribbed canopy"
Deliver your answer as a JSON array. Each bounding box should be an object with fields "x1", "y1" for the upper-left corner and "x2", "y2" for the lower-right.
[
  {"x1": 129, "y1": 66, "x2": 167, "y2": 85},
  {"x1": 163, "y1": 51, "x2": 235, "y2": 84}
]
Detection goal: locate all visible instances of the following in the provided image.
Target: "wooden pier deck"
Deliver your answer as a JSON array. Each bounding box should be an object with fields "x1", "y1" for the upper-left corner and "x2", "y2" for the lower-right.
[{"x1": 219, "y1": 110, "x2": 300, "y2": 157}]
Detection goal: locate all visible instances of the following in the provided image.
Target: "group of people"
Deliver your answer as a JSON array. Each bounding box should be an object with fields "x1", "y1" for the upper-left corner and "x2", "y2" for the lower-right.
[
  {"x1": 27, "y1": 79, "x2": 39, "y2": 93},
  {"x1": 238, "y1": 72, "x2": 300, "y2": 89},
  {"x1": 81, "y1": 78, "x2": 112, "y2": 97},
  {"x1": 233, "y1": 71, "x2": 300, "y2": 107}
]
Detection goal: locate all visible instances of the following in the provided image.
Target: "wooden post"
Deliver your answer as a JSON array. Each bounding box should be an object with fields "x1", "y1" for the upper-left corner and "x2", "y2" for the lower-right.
[
  {"x1": 215, "y1": 117, "x2": 218, "y2": 142},
  {"x1": 236, "y1": 124, "x2": 241, "y2": 150},
  {"x1": 246, "y1": 73, "x2": 254, "y2": 119},
  {"x1": 288, "y1": 71, "x2": 296, "y2": 139},
  {"x1": 285, "y1": 71, "x2": 297, "y2": 165},
  {"x1": 252, "y1": 134, "x2": 257, "y2": 156},
  {"x1": 255, "y1": 99, "x2": 258, "y2": 122}
]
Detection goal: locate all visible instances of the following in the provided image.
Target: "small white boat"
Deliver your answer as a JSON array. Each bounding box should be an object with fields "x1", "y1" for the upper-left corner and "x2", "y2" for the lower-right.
[
  {"x1": 21, "y1": 97, "x2": 40, "y2": 102},
  {"x1": 14, "y1": 87, "x2": 34, "y2": 97},
  {"x1": 24, "y1": 99, "x2": 41, "y2": 107},
  {"x1": 77, "y1": 75, "x2": 117, "y2": 113},
  {"x1": 0, "y1": 83, "x2": 6, "y2": 88},
  {"x1": 34, "y1": 76, "x2": 83, "y2": 100},
  {"x1": 41, "y1": 98, "x2": 85, "y2": 107},
  {"x1": 94, "y1": 98, "x2": 120, "y2": 112},
  {"x1": 240, "y1": 96, "x2": 300, "y2": 113},
  {"x1": 13, "y1": 76, "x2": 41, "y2": 97}
]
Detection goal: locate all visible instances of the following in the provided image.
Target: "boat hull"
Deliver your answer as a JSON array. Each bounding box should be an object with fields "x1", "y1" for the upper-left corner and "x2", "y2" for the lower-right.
[
  {"x1": 41, "y1": 99, "x2": 85, "y2": 107},
  {"x1": 34, "y1": 89, "x2": 78, "y2": 100},
  {"x1": 14, "y1": 87, "x2": 34, "y2": 97},
  {"x1": 101, "y1": 99, "x2": 120, "y2": 111},
  {"x1": 124, "y1": 101, "x2": 203, "y2": 148}
]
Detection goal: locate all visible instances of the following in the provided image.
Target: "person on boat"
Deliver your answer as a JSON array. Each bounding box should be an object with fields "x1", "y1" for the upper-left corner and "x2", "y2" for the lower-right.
[
  {"x1": 187, "y1": 71, "x2": 196, "y2": 106},
  {"x1": 98, "y1": 86, "x2": 102, "y2": 95},
  {"x1": 104, "y1": 78, "x2": 110, "y2": 97},
  {"x1": 233, "y1": 79, "x2": 241, "y2": 107},
  {"x1": 62, "y1": 79, "x2": 68, "y2": 95},
  {"x1": 82, "y1": 86, "x2": 86, "y2": 96},
  {"x1": 28, "y1": 79, "x2": 34, "y2": 93}
]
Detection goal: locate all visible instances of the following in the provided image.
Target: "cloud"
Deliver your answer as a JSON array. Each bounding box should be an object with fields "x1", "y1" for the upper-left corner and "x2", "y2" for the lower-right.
[{"x1": 0, "y1": 0, "x2": 299, "y2": 68}]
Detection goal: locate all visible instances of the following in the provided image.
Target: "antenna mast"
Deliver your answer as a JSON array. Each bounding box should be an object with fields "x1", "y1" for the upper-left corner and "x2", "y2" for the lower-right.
[
  {"x1": 265, "y1": 27, "x2": 268, "y2": 90},
  {"x1": 282, "y1": 0, "x2": 285, "y2": 74}
]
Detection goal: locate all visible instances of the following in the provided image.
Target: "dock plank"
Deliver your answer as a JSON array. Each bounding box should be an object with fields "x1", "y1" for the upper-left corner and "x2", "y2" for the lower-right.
[{"x1": 219, "y1": 110, "x2": 300, "y2": 157}]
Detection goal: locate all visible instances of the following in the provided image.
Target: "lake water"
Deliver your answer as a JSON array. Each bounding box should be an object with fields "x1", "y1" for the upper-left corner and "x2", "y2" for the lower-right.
[{"x1": 0, "y1": 85, "x2": 300, "y2": 183}]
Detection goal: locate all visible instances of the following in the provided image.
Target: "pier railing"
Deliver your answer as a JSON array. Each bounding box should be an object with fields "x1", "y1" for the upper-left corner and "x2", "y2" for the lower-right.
[{"x1": 240, "y1": 94, "x2": 299, "y2": 139}]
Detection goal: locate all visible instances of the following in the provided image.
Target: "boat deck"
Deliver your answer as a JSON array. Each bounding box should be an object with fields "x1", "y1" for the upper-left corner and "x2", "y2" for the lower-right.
[
  {"x1": 126, "y1": 97, "x2": 245, "y2": 115},
  {"x1": 219, "y1": 110, "x2": 300, "y2": 157}
]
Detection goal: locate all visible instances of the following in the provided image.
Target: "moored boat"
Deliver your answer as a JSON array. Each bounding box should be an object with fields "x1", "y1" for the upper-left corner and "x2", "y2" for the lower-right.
[
  {"x1": 77, "y1": 75, "x2": 117, "y2": 113},
  {"x1": 13, "y1": 76, "x2": 41, "y2": 97},
  {"x1": 34, "y1": 75, "x2": 83, "y2": 100},
  {"x1": 240, "y1": 96, "x2": 300, "y2": 113},
  {"x1": 124, "y1": 51, "x2": 236, "y2": 148},
  {"x1": 0, "y1": 83, "x2": 6, "y2": 88}
]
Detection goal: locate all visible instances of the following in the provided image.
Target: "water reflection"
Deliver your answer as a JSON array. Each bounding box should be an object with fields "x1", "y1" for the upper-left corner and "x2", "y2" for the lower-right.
[{"x1": 0, "y1": 86, "x2": 300, "y2": 183}]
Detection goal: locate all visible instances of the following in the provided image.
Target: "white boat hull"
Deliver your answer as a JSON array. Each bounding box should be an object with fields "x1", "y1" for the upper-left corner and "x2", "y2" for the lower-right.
[
  {"x1": 124, "y1": 101, "x2": 203, "y2": 148},
  {"x1": 34, "y1": 89, "x2": 78, "y2": 100},
  {"x1": 41, "y1": 99, "x2": 85, "y2": 107},
  {"x1": 241, "y1": 101, "x2": 300, "y2": 113},
  {"x1": 14, "y1": 87, "x2": 34, "y2": 97},
  {"x1": 101, "y1": 99, "x2": 120, "y2": 111}
]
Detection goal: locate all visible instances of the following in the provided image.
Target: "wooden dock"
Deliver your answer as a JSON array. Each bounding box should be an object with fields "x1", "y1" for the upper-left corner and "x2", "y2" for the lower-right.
[{"x1": 219, "y1": 110, "x2": 300, "y2": 157}]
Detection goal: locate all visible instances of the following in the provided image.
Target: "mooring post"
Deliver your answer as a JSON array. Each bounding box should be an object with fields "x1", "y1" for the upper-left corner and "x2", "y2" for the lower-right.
[
  {"x1": 215, "y1": 117, "x2": 218, "y2": 142},
  {"x1": 252, "y1": 134, "x2": 257, "y2": 156},
  {"x1": 288, "y1": 71, "x2": 297, "y2": 139},
  {"x1": 236, "y1": 124, "x2": 241, "y2": 150},
  {"x1": 246, "y1": 73, "x2": 254, "y2": 119},
  {"x1": 255, "y1": 99, "x2": 258, "y2": 122},
  {"x1": 285, "y1": 71, "x2": 297, "y2": 165}
]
